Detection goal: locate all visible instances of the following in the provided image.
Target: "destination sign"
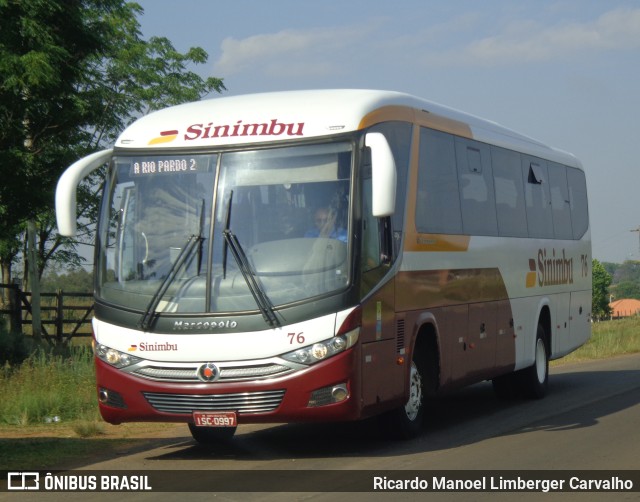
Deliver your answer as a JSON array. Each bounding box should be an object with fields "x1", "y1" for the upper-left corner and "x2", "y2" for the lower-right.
[{"x1": 129, "y1": 156, "x2": 212, "y2": 177}]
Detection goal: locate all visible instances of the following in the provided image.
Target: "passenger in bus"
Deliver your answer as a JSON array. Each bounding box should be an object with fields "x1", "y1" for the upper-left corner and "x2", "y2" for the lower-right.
[{"x1": 305, "y1": 206, "x2": 347, "y2": 242}]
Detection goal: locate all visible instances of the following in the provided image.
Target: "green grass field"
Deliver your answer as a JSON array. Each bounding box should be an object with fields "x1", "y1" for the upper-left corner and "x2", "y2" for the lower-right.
[{"x1": 559, "y1": 317, "x2": 640, "y2": 363}]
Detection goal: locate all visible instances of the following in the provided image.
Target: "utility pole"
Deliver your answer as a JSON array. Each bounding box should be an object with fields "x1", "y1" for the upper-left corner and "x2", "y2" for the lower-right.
[
  {"x1": 632, "y1": 227, "x2": 640, "y2": 257},
  {"x1": 27, "y1": 220, "x2": 41, "y2": 341}
]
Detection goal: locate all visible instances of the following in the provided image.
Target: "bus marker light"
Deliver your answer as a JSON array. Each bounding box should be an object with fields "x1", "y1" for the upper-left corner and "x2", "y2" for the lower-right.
[{"x1": 396, "y1": 356, "x2": 405, "y2": 365}]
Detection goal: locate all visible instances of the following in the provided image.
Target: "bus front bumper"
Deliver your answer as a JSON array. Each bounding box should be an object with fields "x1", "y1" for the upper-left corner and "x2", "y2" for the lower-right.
[{"x1": 95, "y1": 348, "x2": 363, "y2": 425}]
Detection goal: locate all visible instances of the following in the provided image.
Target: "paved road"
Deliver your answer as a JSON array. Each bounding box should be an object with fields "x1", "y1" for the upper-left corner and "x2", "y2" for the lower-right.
[{"x1": 5, "y1": 353, "x2": 640, "y2": 501}]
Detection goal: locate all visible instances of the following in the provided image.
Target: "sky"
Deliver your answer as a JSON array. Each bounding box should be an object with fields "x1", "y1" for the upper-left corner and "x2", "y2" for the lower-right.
[{"x1": 136, "y1": 0, "x2": 640, "y2": 264}]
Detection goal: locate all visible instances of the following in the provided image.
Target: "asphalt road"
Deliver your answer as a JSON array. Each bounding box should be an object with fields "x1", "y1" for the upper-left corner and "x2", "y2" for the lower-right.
[{"x1": 5, "y1": 353, "x2": 640, "y2": 501}]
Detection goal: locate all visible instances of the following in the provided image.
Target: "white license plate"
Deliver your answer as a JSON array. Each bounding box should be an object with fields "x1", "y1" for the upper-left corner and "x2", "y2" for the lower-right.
[{"x1": 192, "y1": 411, "x2": 237, "y2": 427}]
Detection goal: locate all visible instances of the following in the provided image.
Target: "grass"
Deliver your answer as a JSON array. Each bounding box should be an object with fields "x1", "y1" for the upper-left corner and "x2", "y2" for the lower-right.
[
  {"x1": 0, "y1": 345, "x2": 100, "y2": 427},
  {"x1": 0, "y1": 317, "x2": 639, "y2": 470},
  {"x1": 558, "y1": 317, "x2": 640, "y2": 363}
]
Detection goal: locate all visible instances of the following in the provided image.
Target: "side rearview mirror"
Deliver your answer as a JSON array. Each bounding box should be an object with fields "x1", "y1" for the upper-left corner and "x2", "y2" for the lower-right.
[
  {"x1": 56, "y1": 149, "x2": 113, "y2": 236},
  {"x1": 365, "y1": 132, "x2": 396, "y2": 217}
]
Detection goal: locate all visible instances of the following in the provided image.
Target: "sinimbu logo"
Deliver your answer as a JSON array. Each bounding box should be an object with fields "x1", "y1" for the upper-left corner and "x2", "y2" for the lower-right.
[
  {"x1": 526, "y1": 248, "x2": 574, "y2": 288},
  {"x1": 148, "y1": 119, "x2": 305, "y2": 145},
  {"x1": 148, "y1": 129, "x2": 179, "y2": 145},
  {"x1": 128, "y1": 342, "x2": 178, "y2": 352}
]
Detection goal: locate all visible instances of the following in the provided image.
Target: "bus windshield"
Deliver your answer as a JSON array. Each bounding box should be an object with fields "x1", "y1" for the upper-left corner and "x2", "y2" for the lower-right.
[{"x1": 96, "y1": 142, "x2": 352, "y2": 317}]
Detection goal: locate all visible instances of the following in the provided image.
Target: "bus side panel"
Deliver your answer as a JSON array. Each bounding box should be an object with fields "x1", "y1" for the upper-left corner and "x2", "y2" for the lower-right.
[
  {"x1": 510, "y1": 296, "x2": 548, "y2": 371},
  {"x1": 396, "y1": 268, "x2": 516, "y2": 390},
  {"x1": 436, "y1": 304, "x2": 469, "y2": 388},
  {"x1": 359, "y1": 273, "x2": 406, "y2": 414},
  {"x1": 551, "y1": 292, "x2": 572, "y2": 358},
  {"x1": 495, "y1": 299, "x2": 517, "y2": 374},
  {"x1": 402, "y1": 301, "x2": 516, "y2": 393},
  {"x1": 361, "y1": 339, "x2": 405, "y2": 411},
  {"x1": 568, "y1": 289, "x2": 592, "y2": 355}
]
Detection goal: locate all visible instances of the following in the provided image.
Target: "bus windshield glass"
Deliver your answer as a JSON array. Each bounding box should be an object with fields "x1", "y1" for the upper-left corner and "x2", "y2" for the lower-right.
[{"x1": 96, "y1": 142, "x2": 352, "y2": 316}]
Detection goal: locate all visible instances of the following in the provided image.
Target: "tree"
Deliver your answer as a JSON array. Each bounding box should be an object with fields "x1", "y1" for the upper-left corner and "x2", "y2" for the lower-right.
[
  {"x1": 592, "y1": 259, "x2": 612, "y2": 320},
  {"x1": 41, "y1": 267, "x2": 93, "y2": 292},
  {"x1": 601, "y1": 260, "x2": 640, "y2": 301},
  {"x1": 612, "y1": 281, "x2": 640, "y2": 300},
  {"x1": 0, "y1": 0, "x2": 225, "y2": 290},
  {"x1": 1, "y1": 0, "x2": 112, "y2": 290}
]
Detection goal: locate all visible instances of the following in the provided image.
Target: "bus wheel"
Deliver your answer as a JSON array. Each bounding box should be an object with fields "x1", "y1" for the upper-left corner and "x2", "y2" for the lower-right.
[
  {"x1": 519, "y1": 323, "x2": 549, "y2": 399},
  {"x1": 379, "y1": 353, "x2": 425, "y2": 439},
  {"x1": 188, "y1": 423, "x2": 237, "y2": 444}
]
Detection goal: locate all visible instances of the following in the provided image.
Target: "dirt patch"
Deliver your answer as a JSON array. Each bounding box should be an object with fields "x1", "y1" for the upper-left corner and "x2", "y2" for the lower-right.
[
  {"x1": 0, "y1": 422, "x2": 190, "y2": 470},
  {"x1": 0, "y1": 421, "x2": 184, "y2": 440}
]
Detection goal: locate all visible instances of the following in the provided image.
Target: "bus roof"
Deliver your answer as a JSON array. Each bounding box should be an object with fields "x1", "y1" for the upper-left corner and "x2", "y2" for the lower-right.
[{"x1": 115, "y1": 89, "x2": 580, "y2": 167}]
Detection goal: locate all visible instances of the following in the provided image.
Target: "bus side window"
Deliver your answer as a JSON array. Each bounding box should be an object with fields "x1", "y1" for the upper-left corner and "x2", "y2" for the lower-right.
[
  {"x1": 548, "y1": 162, "x2": 573, "y2": 240},
  {"x1": 455, "y1": 138, "x2": 498, "y2": 236},
  {"x1": 492, "y1": 146, "x2": 528, "y2": 237},
  {"x1": 417, "y1": 128, "x2": 462, "y2": 234},
  {"x1": 522, "y1": 156, "x2": 554, "y2": 239},
  {"x1": 567, "y1": 167, "x2": 589, "y2": 239}
]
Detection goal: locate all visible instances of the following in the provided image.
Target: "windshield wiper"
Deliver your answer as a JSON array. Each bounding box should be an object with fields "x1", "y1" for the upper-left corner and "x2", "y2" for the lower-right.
[
  {"x1": 138, "y1": 233, "x2": 203, "y2": 331},
  {"x1": 222, "y1": 191, "x2": 233, "y2": 280},
  {"x1": 221, "y1": 191, "x2": 280, "y2": 328},
  {"x1": 139, "y1": 199, "x2": 206, "y2": 331},
  {"x1": 223, "y1": 229, "x2": 280, "y2": 328}
]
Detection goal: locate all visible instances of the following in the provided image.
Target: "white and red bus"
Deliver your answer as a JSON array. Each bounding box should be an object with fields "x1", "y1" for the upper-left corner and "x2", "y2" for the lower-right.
[{"x1": 56, "y1": 90, "x2": 591, "y2": 442}]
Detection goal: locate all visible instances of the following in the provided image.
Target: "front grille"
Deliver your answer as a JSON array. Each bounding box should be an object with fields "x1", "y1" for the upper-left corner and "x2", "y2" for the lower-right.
[
  {"x1": 130, "y1": 362, "x2": 295, "y2": 383},
  {"x1": 143, "y1": 389, "x2": 286, "y2": 414}
]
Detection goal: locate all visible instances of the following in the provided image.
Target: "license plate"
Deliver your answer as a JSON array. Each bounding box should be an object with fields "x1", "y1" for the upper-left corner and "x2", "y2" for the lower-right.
[{"x1": 192, "y1": 411, "x2": 237, "y2": 427}]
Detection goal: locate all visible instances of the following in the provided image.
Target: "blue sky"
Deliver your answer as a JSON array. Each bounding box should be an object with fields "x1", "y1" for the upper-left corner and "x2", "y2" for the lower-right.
[{"x1": 136, "y1": 0, "x2": 640, "y2": 264}]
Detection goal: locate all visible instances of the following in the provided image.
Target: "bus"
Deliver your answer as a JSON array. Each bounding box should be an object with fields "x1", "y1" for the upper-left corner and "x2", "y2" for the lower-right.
[{"x1": 56, "y1": 90, "x2": 591, "y2": 442}]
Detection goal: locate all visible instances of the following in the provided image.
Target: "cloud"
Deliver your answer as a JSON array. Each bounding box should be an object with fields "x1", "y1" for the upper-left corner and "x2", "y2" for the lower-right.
[
  {"x1": 212, "y1": 7, "x2": 640, "y2": 80},
  {"x1": 450, "y1": 7, "x2": 640, "y2": 66},
  {"x1": 213, "y1": 22, "x2": 380, "y2": 78}
]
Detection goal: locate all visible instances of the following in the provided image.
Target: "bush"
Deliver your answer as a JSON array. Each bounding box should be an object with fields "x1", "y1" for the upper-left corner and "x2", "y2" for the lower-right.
[{"x1": 0, "y1": 328, "x2": 34, "y2": 366}]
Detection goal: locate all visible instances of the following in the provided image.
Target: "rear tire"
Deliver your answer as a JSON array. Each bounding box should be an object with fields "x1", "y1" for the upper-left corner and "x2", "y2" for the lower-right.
[
  {"x1": 379, "y1": 351, "x2": 426, "y2": 439},
  {"x1": 518, "y1": 323, "x2": 549, "y2": 399},
  {"x1": 188, "y1": 423, "x2": 237, "y2": 444}
]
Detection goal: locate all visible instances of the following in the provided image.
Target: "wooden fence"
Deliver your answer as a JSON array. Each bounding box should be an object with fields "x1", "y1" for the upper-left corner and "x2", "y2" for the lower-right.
[{"x1": 0, "y1": 283, "x2": 93, "y2": 345}]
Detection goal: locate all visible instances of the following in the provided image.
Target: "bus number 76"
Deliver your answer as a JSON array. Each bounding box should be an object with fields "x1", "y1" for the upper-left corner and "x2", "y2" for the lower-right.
[{"x1": 288, "y1": 332, "x2": 305, "y2": 345}]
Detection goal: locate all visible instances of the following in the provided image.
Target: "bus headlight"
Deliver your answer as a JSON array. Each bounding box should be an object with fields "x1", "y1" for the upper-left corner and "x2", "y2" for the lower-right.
[
  {"x1": 94, "y1": 343, "x2": 142, "y2": 369},
  {"x1": 281, "y1": 328, "x2": 359, "y2": 365}
]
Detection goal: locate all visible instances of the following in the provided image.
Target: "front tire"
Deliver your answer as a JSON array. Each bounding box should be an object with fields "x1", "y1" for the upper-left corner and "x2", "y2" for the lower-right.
[{"x1": 379, "y1": 352, "x2": 426, "y2": 439}]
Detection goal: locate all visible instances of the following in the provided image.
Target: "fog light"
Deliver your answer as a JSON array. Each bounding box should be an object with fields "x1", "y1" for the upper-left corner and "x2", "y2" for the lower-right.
[
  {"x1": 307, "y1": 383, "x2": 349, "y2": 407},
  {"x1": 331, "y1": 384, "x2": 348, "y2": 402},
  {"x1": 98, "y1": 388, "x2": 109, "y2": 403},
  {"x1": 98, "y1": 387, "x2": 127, "y2": 409}
]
